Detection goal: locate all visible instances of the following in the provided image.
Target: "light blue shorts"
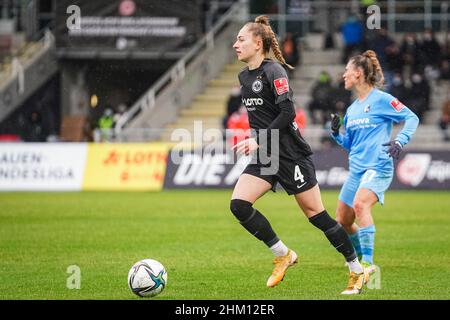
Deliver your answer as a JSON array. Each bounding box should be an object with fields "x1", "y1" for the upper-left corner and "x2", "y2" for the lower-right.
[{"x1": 339, "y1": 169, "x2": 394, "y2": 208}]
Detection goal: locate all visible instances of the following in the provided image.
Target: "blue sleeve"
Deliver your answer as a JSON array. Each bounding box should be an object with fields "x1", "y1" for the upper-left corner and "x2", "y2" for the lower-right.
[
  {"x1": 379, "y1": 94, "x2": 420, "y2": 146},
  {"x1": 330, "y1": 114, "x2": 352, "y2": 151}
]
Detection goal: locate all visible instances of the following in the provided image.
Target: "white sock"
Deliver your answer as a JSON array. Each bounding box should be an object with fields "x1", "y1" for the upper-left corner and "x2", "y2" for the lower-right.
[
  {"x1": 270, "y1": 240, "x2": 289, "y2": 257},
  {"x1": 347, "y1": 258, "x2": 363, "y2": 274}
]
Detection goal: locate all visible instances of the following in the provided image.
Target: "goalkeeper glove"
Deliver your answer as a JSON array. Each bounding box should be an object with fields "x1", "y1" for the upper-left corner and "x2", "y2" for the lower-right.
[
  {"x1": 330, "y1": 113, "x2": 342, "y2": 135},
  {"x1": 382, "y1": 140, "x2": 403, "y2": 160}
]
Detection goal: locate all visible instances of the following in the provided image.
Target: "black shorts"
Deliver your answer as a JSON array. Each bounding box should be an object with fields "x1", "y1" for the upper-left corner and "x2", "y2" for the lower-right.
[{"x1": 242, "y1": 156, "x2": 318, "y2": 195}]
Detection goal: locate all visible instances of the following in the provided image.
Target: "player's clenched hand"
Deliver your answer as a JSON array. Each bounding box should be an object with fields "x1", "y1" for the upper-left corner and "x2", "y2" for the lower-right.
[
  {"x1": 232, "y1": 138, "x2": 259, "y2": 155},
  {"x1": 330, "y1": 113, "x2": 342, "y2": 135},
  {"x1": 382, "y1": 140, "x2": 403, "y2": 160}
]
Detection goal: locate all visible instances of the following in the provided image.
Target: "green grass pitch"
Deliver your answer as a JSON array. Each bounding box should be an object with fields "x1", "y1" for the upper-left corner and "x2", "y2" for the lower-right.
[{"x1": 1, "y1": 190, "x2": 449, "y2": 300}]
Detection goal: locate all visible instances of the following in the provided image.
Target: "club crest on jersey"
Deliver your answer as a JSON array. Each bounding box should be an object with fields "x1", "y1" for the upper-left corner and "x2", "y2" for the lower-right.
[
  {"x1": 252, "y1": 79, "x2": 263, "y2": 93},
  {"x1": 364, "y1": 105, "x2": 371, "y2": 113},
  {"x1": 274, "y1": 77, "x2": 289, "y2": 95},
  {"x1": 390, "y1": 98, "x2": 405, "y2": 112}
]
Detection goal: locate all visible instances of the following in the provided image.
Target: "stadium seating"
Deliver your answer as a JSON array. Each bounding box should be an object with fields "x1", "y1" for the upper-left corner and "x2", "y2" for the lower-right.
[
  {"x1": 157, "y1": 32, "x2": 449, "y2": 150},
  {"x1": 159, "y1": 62, "x2": 240, "y2": 141}
]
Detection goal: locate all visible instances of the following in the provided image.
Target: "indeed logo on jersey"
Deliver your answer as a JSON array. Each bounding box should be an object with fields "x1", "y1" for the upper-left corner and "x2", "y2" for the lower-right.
[
  {"x1": 347, "y1": 117, "x2": 370, "y2": 127},
  {"x1": 242, "y1": 98, "x2": 263, "y2": 108}
]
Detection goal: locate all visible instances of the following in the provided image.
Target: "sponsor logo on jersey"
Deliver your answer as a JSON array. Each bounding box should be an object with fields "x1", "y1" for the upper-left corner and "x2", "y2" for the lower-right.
[
  {"x1": 364, "y1": 105, "x2": 371, "y2": 113},
  {"x1": 242, "y1": 98, "x2": 263, "y2": 107},
  {"x1": 347, "y1": 117, "x2": 370, "y2": 127},
  {"x1": 252, "y1": 79, "x2": 263, "y2": 93},
  {"x1": 390, "y1": 98, "x2": 405, "y2": 112},
  {"x1": 274, "y1": 77, "x2": 289, "y2": 95}
]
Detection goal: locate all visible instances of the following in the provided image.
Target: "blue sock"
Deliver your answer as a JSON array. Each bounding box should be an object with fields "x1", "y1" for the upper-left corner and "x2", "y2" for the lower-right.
[
  {"x1": 349, "y1": 231, "x2": 362, "y2": 258},
  {"x1": 358, "y1": 225, "x2": 376, "y2": 265}
]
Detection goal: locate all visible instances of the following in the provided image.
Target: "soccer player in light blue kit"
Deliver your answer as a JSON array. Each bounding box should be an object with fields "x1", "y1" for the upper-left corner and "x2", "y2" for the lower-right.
[{"x1": 330, "y1": 50, "x2": 419, "y2": 277}]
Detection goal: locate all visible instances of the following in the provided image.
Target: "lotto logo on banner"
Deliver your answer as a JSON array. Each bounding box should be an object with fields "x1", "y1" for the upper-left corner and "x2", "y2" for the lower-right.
[
  {"x1": 274, "y1": 77, "x2": 289, "y2": 95},
  {"x1": 83, "y1": 144, "x2": 170, "y2": 191},
  {"x1": 0, "y1": 143, "x2": 87, "y2": 191}
]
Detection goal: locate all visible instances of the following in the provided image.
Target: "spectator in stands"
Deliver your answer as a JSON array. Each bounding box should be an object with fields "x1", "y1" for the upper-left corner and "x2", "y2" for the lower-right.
[
  {"x1": 281, "y1": 32, "x2": 300, "y2": 77},
  {"x1": 308, "y1": 71, "x2": 334, "y2": 125},
  {"x1": 385, "y1": 42, "x2": 403, "y2": 73},
  {"x1": 359, "y1": 0, "x2": 377, "y2": 17},
  {"x1": 440, "y1": 35, "x2": 450, "y2": 80},
  {"x1": 384, "y1": 42, "x2": 403, "y2": 91},
  {"x1": 410, "y1": 72, "x2": 431, "y2": 119},
  {"x1": 226, "y1": 105, "x2": 249, "y2": 146},
  {"x1": 368, "y1": 28, "x2": 395, "y2": 67},
  {"x1": 113, "y1": 103, "x2": 127, "y2": 125},
  {"x1": 439, "y1": 94, "x2": 450, "y2": 142},
  {"x1": 389, "y1": 72, "x2": 408, "y2": 103},
  {"x1": 340, "y1": 15, "x2": 364, "y2": 64},
  {"x1": 294, "y1": 106, "x2": 307, "y2": 134},
  {"x1": 419, "y1": 29, "x2": 441, "y2": 70},
  {"x1": 97, "y1": 108, "x2": 114, "y2": 142},
  {"x1": 331, "y1": 76, "x2": 352, "y2": 116},
  {"x1": 321, "y1": 76, "x2": 351, "y2": 150},
  {"x1": 223, "y1": 85, "x2": 242, "y2": 129},
  {"x1": 440, "y1": 58, "x2": 450, "y2": 80},
  {"x1": 28, "y1": 111, "x2": 44, "y2": 142},
  {"x1": 400, "y1": 33, "x2": 420, "y2": 73}
]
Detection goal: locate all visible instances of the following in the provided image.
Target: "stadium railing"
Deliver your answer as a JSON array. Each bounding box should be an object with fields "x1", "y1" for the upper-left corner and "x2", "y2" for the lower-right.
[
  {"x1": 250, "y1": 0, "x2": 450, "y2": 35},
  {"x1": 0, "y1": 30, "x2": 58, "y2": 123}
]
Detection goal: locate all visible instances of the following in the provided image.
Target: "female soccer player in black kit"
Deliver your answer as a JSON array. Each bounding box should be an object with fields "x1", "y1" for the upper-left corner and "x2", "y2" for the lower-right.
[{"x1": 230, "y1": 16, "x2": 367, "y2": 294}]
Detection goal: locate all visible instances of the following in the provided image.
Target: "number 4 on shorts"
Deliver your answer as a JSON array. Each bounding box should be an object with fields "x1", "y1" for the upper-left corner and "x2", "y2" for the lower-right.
[{"x1": 294, "y1": 165, "x2": 304, "y2": 183}]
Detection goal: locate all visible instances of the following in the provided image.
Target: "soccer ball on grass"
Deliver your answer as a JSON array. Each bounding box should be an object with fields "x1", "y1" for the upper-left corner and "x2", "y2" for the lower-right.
[{"x1": 127, "y1": 259, "x2": 167, "y2": 297}]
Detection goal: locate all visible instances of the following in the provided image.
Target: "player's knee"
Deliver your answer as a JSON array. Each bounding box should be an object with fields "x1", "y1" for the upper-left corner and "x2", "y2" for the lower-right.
[
  {"x1": 302, "y1": 206, "x2": 320, "y2": 217},
  {"x1": 353, "y1": 199, "x2": 368, "y2": 216},
  {"x1": 230, "y1": 199, "x2": 254, "y2": 222},
  {"x1": 335, "y1": 215, "x2": 352, "y2": 230}
]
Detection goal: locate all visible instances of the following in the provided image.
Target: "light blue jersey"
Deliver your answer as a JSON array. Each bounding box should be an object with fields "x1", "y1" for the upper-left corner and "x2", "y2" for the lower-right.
[
  {"x1": 332, "y1": 88, "x2": 419, "y2": 175},
  {"x1": 331, "y1": 88, "x2": 418, "y2": 266}
]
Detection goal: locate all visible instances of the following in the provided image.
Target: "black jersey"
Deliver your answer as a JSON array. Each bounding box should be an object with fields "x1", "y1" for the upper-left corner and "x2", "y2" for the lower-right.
[{"x1": 238, "y1": 59, "x2": 313, "y2": 160}]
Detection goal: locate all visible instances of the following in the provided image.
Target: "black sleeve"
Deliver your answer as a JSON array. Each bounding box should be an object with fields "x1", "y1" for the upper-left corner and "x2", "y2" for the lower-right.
[
  {"x1": 266, "y1": 62, "x2": 294, "y2": 104},
  {"x1": 265, "y1": 62, "x2": 295, "y2": 130},
  {"x1": 268, "y1": 99, "x2": 296, "y2": 130}
]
